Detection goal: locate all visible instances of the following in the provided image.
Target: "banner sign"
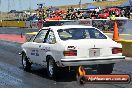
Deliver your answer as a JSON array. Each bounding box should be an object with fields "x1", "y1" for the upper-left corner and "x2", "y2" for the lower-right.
[{"x1": 77, "y1": 74, "x2": 131, "y2": 84}]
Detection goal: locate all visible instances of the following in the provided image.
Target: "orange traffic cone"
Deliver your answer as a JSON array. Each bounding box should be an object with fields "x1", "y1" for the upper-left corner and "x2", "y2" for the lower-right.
[{"x1": 113, "y1": 21, "x2": 120, "y2": 41}]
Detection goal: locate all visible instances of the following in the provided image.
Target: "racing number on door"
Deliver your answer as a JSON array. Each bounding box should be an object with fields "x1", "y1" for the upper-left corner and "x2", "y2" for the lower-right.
[{"x1": 31, "y1": 50, "x2": 39, "y2": 56}]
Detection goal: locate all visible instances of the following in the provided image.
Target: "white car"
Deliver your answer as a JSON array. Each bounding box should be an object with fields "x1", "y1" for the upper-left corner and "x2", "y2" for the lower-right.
[{"x1": 21, "y1": 25, "x2": 125, "y2": 78}]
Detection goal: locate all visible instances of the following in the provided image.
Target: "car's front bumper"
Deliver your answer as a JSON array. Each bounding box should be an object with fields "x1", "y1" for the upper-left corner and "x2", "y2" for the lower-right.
[{"x1": 59, "y1": 56, "x2": 125, "y2": 67}]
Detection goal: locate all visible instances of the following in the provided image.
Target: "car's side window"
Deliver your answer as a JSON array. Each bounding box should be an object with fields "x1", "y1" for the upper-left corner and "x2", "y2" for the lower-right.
[
  {"x1": 89, "y1": 29, "x2": 107, "y2": 39},
  {"x1": 94, "y1": 29, "x2": 107, "y2": 39},
  {"x1": 33, "y1": 30, "x2": 48, "y2": 43},
  {"x1": 46, "y1": 31, "x2": 56, "y2": 44}
]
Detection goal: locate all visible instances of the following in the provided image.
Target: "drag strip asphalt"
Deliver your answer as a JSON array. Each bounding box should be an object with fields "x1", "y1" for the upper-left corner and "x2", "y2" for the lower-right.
[
  {"x1": 0, "y1": 40, "x2": 132, "y2": 88},
  {"x1": 0, "y1": 27, "x2": 38, "y2": 35}
]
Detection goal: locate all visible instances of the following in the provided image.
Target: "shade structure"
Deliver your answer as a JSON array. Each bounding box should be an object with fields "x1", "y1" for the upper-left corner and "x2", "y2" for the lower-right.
[
  {"x1": 48, "y1": 7, "x2": 59, "y2": 11},
  {"x1": 119, "y1": 1, "x2": 132, "y2": 7},
  {"x1": 87, "y1": 5, "x2": 97, "y2": 10}
]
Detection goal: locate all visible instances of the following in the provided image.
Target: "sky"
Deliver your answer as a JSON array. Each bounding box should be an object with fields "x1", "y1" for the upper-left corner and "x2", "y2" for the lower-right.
[{"x1": 0, "y1": 0, "x2": 93, "y2": 12}]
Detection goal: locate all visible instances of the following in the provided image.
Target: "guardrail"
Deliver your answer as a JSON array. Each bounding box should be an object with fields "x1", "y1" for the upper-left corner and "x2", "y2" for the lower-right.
[{"x1": 0, "y1": 21, "x2": 26, "y2": 28}]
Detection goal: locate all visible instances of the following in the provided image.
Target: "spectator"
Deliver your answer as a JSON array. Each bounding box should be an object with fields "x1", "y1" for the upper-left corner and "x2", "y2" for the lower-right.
[
  {"x1": 121, "y1": 9, "x2": 125, "y2": 17},
  {"x1": 115, "y1": 9, "x2": 119, "y2": 17},
  {"x1": 110, "y1": 11, "x2": 115, "y2": 20},
  {"x1": 71, "y1": 12, "x2": 78, "y2": 20},
  {"x1": 65, "y1": 11, "x2": 72, "y2": 20}
]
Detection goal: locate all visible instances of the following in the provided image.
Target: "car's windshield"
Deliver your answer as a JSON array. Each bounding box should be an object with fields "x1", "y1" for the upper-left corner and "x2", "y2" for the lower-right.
[{"x1": 57, "y1": 28, "x2": 107, "y2": 40}]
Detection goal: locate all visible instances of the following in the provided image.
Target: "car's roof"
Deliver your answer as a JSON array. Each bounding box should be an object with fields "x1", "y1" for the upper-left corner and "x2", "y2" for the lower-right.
[{"x1": 42, "y1": 25, "x2": 95, "y2": 31}]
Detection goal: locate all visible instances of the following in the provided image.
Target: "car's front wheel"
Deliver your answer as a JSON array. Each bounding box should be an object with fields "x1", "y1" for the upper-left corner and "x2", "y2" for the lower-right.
[
  {"x1": 22, "y1": 53, "x2": 31, "y2": 72},
  {"x1": 47, "y1": 58, "x2": 59, "y2": 79}
]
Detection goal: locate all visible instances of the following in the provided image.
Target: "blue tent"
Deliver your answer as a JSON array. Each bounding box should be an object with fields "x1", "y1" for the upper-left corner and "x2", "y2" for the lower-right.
[
  {"x1": 87, "y1": 5, "x2": 97, "y2": 10},
  {"x1": 119, "y1": 1, "x2": 132, "y2": 7},
  {"x1": 48, "y1": 7, "x2": 59, "y2": 11}
]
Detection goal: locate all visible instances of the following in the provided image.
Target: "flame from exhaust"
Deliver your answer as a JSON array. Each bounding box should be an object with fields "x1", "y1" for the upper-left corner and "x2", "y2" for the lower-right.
[{"x1": 78, "y1": 66, "x2": 86, "y2": 76}]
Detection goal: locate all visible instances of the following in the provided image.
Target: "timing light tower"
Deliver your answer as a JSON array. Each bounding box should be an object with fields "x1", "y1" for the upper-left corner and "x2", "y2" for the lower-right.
[
  {"x1": 129, "y1": 0, "x2": 132, "y2": 6},
  {"x1": 79, "y1": 0, "x2": 82, "y2": 8}
]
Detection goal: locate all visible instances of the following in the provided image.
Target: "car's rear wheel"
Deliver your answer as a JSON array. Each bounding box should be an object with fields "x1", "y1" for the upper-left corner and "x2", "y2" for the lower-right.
[
  {"x1": 47, "y1": 58, "x2": 59, "y2": 79},
  {"x1": 97, "y1": 64, "x2": 114, "y2": 74},
  {"x1": 22, "y1": 53, "x2": 31, "y2": 72}
]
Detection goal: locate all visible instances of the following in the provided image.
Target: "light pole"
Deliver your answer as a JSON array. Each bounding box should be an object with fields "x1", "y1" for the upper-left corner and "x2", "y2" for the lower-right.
[
  {"x1": 0, "y1": 0, "x2": 1, "y2": 20},
  {"x1": 79, "y1": 0, "x2": 82, "y2": 9},
  {"x1": 29, "y1": 0, "x2": 31, "y2": 15},
  {"x1": 8, "y1": 0, "x2": 9, "y2": 12},
  {"x1": 8, "y1": 0, "x2": 10, "y2": 20},
  {"x1": 129, "y1": 0, "x2": 132, "y2": 6}
]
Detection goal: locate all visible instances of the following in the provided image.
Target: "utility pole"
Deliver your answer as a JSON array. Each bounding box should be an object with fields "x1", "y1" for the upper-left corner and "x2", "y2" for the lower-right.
[
  {"x1": 29, "y1": 0, "x2": 31, "y2": 15},
  {"x1": 19, "y1": 0, "x2": 22, "y2": 20},
  {"x1": 79, "y1": 0, "x2": 82, "y2": 9},
  {"x1": 8, "y1": 0, "x2": 10, "y2": 20},
  {"x1": 0, "y1": 0, "x2": 1, "y2": 20},
  {"x1": 8, "y1": 0, "x2": 9, "y2": 12},
  {"x1": 129, "y1": 0, "x2": 132, "y2": 6}
]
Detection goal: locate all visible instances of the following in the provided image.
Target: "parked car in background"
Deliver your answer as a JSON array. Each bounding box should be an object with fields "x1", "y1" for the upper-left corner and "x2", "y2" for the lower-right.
[
  {"x1": 98, "y1": 10, "x2": 110, "y2": 19},
  {"x1": 98, "y1": 7, "x2": 120, "y2": 19},
  {"x1": 109, "y1": 7, "x2": 120, "y2": 17}
]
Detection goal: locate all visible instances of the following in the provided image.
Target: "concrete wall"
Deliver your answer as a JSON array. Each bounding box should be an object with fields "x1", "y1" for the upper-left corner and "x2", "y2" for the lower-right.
[
  {"x1": 116, "y1": 40, "x2": 132, "y2": 57},
  {"x1": 0, "y1": 21, "x2": 26, "y2": 28}
]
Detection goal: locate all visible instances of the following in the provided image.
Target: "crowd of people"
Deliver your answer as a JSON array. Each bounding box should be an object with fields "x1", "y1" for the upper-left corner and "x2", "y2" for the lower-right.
[
  {"x1": 27, "y1": 6, "x2": 132, "y2": 21},
  {"x1": 23, "y1": 6, "x2": 132, "y2": 32},
  {"x1": 45, "y1": 7, "x2": 131, "y2": 20}
]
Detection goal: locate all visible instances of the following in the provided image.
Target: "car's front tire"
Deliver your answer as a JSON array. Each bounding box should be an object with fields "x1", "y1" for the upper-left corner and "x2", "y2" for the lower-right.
[
  {"x1": 47, "y1": 58, "x2": 59, "y2": 79},
  {"x1": 22, "y1": 53, "x2": 31, "y2": 72}
]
